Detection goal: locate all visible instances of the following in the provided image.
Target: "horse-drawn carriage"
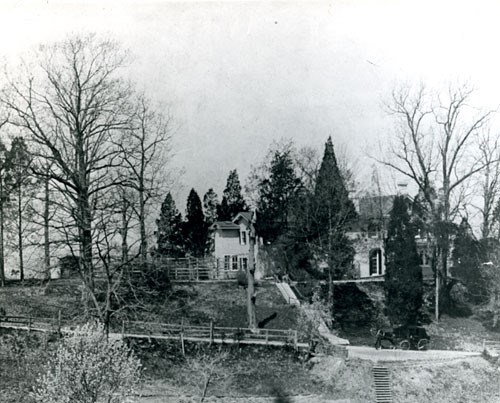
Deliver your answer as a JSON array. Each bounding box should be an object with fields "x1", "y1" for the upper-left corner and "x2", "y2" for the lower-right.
[{"x1": 375, "y1": 325, "x2": 430, "y2": 350}]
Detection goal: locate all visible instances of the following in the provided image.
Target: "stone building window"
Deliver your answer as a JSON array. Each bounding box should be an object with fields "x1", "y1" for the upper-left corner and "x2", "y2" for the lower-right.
[{"x1": 369, "y1": 248, "x2": 383, "y2": 275}]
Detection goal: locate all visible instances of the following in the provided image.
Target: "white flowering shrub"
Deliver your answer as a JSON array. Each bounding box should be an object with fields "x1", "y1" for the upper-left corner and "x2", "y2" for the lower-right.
[{"x1": 32, "y1": 322, "x2": 142, "y2": 403}]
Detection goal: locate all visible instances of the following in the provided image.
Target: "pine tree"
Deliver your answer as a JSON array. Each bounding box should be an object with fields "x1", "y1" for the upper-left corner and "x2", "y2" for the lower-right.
[
  {"x1": 203, "y1": 188, "x2": 219, "y2": 225},
  {"x1": 384, "y1": 195, "x2": 423, "y2": 326},
  {"x1": 217, "y1": 169, "x2": 248, "y2": 221},
  {"x1": 5, "y1": 137, "x2": 35, "y2": 281},
  {"x1": 452, "y1": 218, "x2": 486, "y2": 303},
  {"x1": 156, "y1": 193, "x2": 184, "y2": 257},
  {"x1": 256, "y1": 148, "x2": 301, "y2": 242},
  {"x1": 312, "y1": 137, "x2": 357, "y2": 280},
  {"x1": 184, "y1": 188, "x2": 208, "y2": 257}
]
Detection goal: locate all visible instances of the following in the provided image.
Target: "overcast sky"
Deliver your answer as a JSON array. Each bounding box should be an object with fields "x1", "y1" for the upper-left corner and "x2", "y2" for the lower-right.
[{"x1": 1, "y1": 0, "x2": 500, "y2": 209}]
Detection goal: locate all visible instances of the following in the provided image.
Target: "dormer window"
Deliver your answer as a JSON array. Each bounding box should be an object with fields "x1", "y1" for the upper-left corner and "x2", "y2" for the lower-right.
[{"x1": 240, "y1": 231, "x2": 247, "y2": 245}]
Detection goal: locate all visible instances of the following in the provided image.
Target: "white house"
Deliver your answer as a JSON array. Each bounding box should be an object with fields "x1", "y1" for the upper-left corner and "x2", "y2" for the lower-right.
[{"x1": 209, "y1": 211, "x2": 263, "y2": 278}]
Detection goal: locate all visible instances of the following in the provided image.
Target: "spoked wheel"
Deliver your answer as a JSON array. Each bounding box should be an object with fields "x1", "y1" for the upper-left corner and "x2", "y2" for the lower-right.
[
  {"x1": 399, "y1": 340, "x2": 410, "y2": 350},
  {"x1": 417, "y1": 338, "x2": 430, "y2": 351}
]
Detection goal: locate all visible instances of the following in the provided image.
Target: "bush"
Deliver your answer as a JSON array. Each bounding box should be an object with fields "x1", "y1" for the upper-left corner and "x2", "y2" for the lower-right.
[
  {"x1": 58, "y1": 255, "x2": 80, "y2": 278},
  {"x1": 31, "y1": 322, "x2": 142, "y2": 403},
  {"x1": 236, "y1": 270, "x2": 247, "y2": 287}
]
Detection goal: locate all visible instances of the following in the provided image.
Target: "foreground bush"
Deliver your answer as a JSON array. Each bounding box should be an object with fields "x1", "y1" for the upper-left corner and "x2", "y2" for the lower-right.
[{"x1": 32, "y1": 323, "x2": 142, "y2": 403}]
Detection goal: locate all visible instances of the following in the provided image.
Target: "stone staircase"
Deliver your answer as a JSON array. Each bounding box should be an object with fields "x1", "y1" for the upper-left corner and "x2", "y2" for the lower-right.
[
  {"x1": 275, "y1": 280, "x2": 349, "y2": 345},
  {"x1": 372, "y1": 365, "x2": 393, "y2": 403},
  {"x1": 275, "y1": 281, "x2": 301, "y2": 306}
]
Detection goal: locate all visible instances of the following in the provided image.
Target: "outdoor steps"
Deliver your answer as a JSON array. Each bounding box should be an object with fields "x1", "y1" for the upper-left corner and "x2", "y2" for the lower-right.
[
  {"x1": 372, "y1": 366, "x2": 393, "y2": 403},
  {"x1": 274, "y1": 281, "x2": 350, "y2": 346},
  {"x1": 275, "y1": 282, "x2": 301, "y2": 306}
]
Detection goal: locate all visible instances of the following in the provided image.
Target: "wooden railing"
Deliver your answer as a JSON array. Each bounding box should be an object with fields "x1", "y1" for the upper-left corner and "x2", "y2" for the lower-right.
[
  {"x1": 0, "y1": 315, "x2": 306, "y2": 351},
  {"x1": 483, "y1": 339, "x2": 500, "y2": 355},
  {"x1": 154, "y1": 257, "x2": 219, "y2": 281},
  {"x1": 123, "y1": 319, "x2": 302, "y2": 351},
  {"x1": 0, "y1": 314, "x2": 63, "y2": 333}
]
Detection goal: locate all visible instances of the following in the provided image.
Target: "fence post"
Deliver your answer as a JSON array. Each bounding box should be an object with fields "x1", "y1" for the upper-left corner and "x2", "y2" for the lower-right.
[
  {"x1": 483, "y1": 339, "x2": 486, "y2": 352},
  {"x1": 180, "y1": 319, "x2": 186, "y2": 356},
  {"x1": 122, "y1": 319, "x2": 125, "y2": 336},
  {"x1": 294, "y1": 330, "x2": 298, "y2": 351},
  {"x1": 210, "y1": 320, "x2": 214, "y2": 346},
  {"x1": 57, "y1": 310, "x2": 61, "y2": 333},
  {"x1": 266, "y1": 329, "x2": 269, "y2": 345}
]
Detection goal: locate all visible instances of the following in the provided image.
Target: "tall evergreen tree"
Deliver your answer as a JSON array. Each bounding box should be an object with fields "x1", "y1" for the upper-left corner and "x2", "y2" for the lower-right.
[
  {"x1": 256, "y1": 148, "x2": 301, "y2": 242},
  {"x1": 312, "y1": 137, "x2": 357, "y2": 280},
  {"x1": 203, "y1": 188, "x2": 219, "y2": 225},
  {"x1": 452, "y1": 218, "x2": 487, "y2": 303},
  {"x1": 217, "y1": 169, "x2": 248, "y2": 221},
  {"x1": 6, "y1": 137, "x2": 35, "y2": 281},
  {"x1": 184, "y1": 189, "x2": 207, "y2": 257},
  {"x1": 384, "y1": 195, "x2": 423, "y2": 326},
  {"x1": 156, "y1": 193, "x2": 184, "y2": 257}
]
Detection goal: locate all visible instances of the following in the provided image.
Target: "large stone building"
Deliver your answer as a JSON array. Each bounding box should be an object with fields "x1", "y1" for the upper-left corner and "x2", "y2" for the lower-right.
[{"x1": 349, "y1": 195, "x2": 433, "y2": 280}]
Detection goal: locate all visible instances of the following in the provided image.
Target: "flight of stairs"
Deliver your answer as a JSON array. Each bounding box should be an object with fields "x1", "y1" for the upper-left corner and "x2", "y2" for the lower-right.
[
  {"x1": 275, "y1": 281, "x2": 301, "y2": 306},
  {"x1": 274, "y1": 281, "x2": 349, "y2": 345},
  {"x1": 372, "y1": 365, "x2": 393, "y2": 403}
]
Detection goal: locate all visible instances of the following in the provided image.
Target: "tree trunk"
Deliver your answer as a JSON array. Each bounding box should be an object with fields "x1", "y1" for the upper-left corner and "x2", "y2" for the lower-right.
[
  {"x1": 17, "y1": 184, "x2": 24, "y2": 281},
  {"x1": 0, "y1": 178, "x2": 5, "y2": 287},
  {"x1": 78, "y1": 192, "x2": 94, "y2": 316},
  {"x1": 247, "y1": 230, "x2": 257, "y2": 330},
  {"x1": 121, "y1": 196, "x2": 129, "y2": 264},
  {"x1": 139, "y1": 188, "x2": 147, "y2": 264},
  {"x1": 43, "y1": 176, "x2": 50, "y2": 279}
]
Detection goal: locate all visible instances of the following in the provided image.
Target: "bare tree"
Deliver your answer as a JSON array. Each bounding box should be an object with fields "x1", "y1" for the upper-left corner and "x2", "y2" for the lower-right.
[
  {"x1": 118, "y1": 95, "x2": 173, "y2": 265},
  {"x1": 476, "y1": 130, "x2": 500, "y2": 239},
  {"x1": 1, "y1": 35, "x2": 132, "y2": 310},
  {"x1": 381, "y1": 84, "x2": 494, "y2": 320}
]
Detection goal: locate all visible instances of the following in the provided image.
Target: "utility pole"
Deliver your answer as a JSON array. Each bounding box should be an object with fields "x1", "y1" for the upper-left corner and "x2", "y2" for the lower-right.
[{"x1": 247, "y1": 211, "x2": 257, "y2": 330}]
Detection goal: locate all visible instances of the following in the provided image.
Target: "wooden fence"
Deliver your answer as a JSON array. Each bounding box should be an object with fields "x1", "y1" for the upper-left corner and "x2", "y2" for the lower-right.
[
  {"x1": 122, "y1": 319, "x2": 302, "y2": 349},
  {"x1": 0, "y1": 315, "x2": 307, "y2": 351},
  {"x1": 483, "y1": 339, "x2": 500, "y2": 356},
  {"x1": 0, "y1": 314, "x2": 63, "y2": 333},
  {"x1": 153, "y1": 257, "x2": 236, "y2": 281}
]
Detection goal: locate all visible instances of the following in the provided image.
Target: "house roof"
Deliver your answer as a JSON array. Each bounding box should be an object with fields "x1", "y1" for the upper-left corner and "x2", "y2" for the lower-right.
[
  {"x1": 210, "y1": 211, "x2": 255, "y2": 231},
  {"x1": 233, "y1": 211, "x2": 253, "y2": 223},
  {"x1": 210, "y1": 221, "x2": 240, "y2": 230},
  {"x1": 358, "y1": 195, "x2": 395, "y2": 219}
]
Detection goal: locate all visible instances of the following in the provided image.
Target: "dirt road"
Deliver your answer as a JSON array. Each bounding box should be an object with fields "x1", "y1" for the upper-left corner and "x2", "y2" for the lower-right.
[{"x1": 347, "y1": 345, "x2": 481, "y2": 362}]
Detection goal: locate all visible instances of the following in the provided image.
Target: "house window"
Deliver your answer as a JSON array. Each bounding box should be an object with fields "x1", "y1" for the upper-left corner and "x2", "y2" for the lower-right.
[
  {"x1": 369, "y1": 249, "x2": 383, "y2": 276},
  {"x1": 224, "y1": 255, "x2": 231, "y2": 271},
  {"x1": 240, "y1": 257, "x2": 248, "y2": 271},
  {"x1": 240, "y1": 231, "x2": 247, "y2": 245},
  {"x1": 231, "y1": 255, "x2": 238, "y2": 271}
]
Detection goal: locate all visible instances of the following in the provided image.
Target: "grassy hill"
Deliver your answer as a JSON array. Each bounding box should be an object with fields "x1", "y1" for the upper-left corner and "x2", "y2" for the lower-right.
[
  {"x1": 0, "y1": 278, "x2": 299, "y2": 330},
  {"x1": 161, "y1": 282, "x2": 299, "y2": 329},
  {"x1": 2, "y1": 279, "x2": 500, "y2": 402}
]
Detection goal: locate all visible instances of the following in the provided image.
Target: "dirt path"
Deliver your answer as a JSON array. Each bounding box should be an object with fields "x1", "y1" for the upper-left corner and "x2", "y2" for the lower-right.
[{"x1": 347, "y1": 345, "x2": 481, "y2": 362}]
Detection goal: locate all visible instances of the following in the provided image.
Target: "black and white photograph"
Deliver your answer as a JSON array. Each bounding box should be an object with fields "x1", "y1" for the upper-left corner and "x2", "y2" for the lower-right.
[{"x1": 1, "y1": 1, "x2": 500, "y2": 402}]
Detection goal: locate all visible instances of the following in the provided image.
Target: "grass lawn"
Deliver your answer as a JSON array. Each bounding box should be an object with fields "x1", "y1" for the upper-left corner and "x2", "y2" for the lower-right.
[{"x1": 161, "y1": 282, "x2": 299, "y2": 330}]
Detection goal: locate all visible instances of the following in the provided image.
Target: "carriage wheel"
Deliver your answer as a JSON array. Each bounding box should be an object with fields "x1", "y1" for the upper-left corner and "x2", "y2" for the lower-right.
[
  {"x1": 399, "y1": 340, "x2": 410, "y2": 350},
  {"x1": 417, "y1": 338, "x2": 429, "y2": 351}
]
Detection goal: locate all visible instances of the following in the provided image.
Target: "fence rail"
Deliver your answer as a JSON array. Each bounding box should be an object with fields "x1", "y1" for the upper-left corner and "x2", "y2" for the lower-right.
[
  {"x1": 0, "y1": 315, "x2": 306, "y2": 351},
  {"x1": 483, "y1": 339, "x2": 500, "y2": 352},
  {"x1": 123, "y1": 320, "x2": 300, "y2": 349},
  {"x1": 153, "y1": 257, "x2": 235, "y2": 281}
]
